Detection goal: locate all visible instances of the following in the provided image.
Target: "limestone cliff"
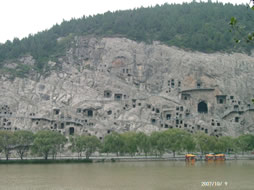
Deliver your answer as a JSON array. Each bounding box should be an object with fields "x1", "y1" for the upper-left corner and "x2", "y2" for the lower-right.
[{"x1": 0, "y1": 37, "x2": 254, "y2": 138}]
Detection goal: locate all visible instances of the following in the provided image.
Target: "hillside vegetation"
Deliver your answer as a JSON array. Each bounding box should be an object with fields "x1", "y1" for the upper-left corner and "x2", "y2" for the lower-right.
[{"x1": 0, "y1": 1, "x2": 253, "y2": 74}]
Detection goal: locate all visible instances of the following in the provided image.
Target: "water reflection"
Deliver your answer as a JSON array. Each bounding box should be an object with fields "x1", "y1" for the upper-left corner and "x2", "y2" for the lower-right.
[
  {"x1": 0, "y1": 160, "x2": 253, "y2": 190},
  {"x1": 185, "y1": 161, "x2": 196, "y2": 167}
]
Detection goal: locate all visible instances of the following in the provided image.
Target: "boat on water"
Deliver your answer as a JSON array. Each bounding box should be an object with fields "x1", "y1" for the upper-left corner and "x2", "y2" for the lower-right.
[
  {"x1": 214, "y1": 154, "x2": 225, "y2": 161},
  {"x1": 185, "y1": 154, "x2": 196, "y2": 162},
  {"x1": 205, "y1": 154, "x2": 214, "y2": 161}
]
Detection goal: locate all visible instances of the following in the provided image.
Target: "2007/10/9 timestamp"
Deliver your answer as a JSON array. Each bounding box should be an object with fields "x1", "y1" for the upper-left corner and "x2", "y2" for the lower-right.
[{"x1": 201, "y1": 181, "x2": 228, "y2": 187}]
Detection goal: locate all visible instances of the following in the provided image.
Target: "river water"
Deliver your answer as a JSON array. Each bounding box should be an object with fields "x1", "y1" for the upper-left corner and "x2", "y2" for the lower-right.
[{"x1": 0, "y1": 160, "x2": 253, "y2": 190}]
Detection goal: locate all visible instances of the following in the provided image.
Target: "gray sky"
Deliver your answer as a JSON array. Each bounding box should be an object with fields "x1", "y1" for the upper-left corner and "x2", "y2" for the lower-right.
[{"x1": 0, "y1": 0, "x2": 250, "y2": 43}]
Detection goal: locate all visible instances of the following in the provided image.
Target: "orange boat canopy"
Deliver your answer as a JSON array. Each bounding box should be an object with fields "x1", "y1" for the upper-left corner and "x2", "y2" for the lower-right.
[
  {"x1": 215, "y1": 154, "x2": 225, "y2": 157},
  {"x1": 185, "y1": 154, "x2": 196, "y2": 157},
  {"x1": 205, "y1": 154, "x2": 214, "y2": 157}
]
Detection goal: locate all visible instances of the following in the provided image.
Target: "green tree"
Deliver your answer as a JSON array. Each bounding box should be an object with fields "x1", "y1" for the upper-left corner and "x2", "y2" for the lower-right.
[
  {"x1": 136, "y1": 132, "x2": 151, "y2": 156},
  {"x1": 214, "y1": 136, "x2": 234, "y2": 154},
  {"x1": 70, "y1": 135, "x2": 85, "y2": 158},
  {"x1": 164, "y1": 129, "x2": 186, "y2": 158},
  {"x1": 71, "y1": 135, "x2": 101, "y2": 159},
  {"x1": 83, "y1": 136, "x2": 101, "y2": 159},
  {"x1": 181, "y1": 132, "x2": 196, "y2": 153},
  {"x1": 121, "y1": 132, "x2": 138, "y2": 156},
  {"x1": 194, "y1": 132, "x2": 216, "y2": 157},
  {"x1": 231, "y1": 137, "x2": 241, "y2": 159},
  {"x1": 51, "y1": 132, "x2": 67, "y2": 159},
  {"x1": 150, "y1": 131, "x2": 167, "y2": 157},
  {"x1": 32, "y1": 130, "x2": 66, "y2": 160},
  {"x1": 0, "y1": 131, "x2": 16, "y2": 160},
  {"x1": 102, "y1": 132, "x2": 124, "y2": 156},
  {"x1": 235, "y1": 134, "x2": 254, "y2": 155},
  {"x1": 14, "y1": 130, "x2": 34, "y2": 160}
]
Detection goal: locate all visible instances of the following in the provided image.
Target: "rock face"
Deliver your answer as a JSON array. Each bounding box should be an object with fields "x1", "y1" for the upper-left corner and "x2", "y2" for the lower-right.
[{"x1": 0, "y1": 37, "x2": 254, "y2": 138}]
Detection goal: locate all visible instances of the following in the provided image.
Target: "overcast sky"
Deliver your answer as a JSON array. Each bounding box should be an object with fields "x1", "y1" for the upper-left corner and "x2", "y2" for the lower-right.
[{"x1": 0, "y1": 0, "x2": 251, "y2": 43}]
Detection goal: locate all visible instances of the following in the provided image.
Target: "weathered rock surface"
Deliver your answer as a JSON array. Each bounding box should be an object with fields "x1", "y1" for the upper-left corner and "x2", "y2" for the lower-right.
[{"x1": 0, "y1": 37, "x2": 254, "y2": 138}]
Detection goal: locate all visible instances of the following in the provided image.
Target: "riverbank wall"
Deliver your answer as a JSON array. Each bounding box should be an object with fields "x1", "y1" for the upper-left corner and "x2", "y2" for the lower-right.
[{"x1": 1, "y1": 154, "x2": 253, "y2": 164}]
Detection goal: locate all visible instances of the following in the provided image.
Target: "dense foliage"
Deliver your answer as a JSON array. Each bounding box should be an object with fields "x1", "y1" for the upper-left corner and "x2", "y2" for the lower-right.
[
  {"x1": 31, "y1": 130, "x2": 67, "y2": 160},
  {"x1": 1, "y1": 129, "x2": 254, "y2": 160},
  {"x1": 14, "y1": 130, "x2": 34, "y2": 160},
  {"x1": 0, "y1": 1, "x2": 253, "y2": 76},
  {"x1": 70, "y1": 135, "x2": 101, "y2": 159}
]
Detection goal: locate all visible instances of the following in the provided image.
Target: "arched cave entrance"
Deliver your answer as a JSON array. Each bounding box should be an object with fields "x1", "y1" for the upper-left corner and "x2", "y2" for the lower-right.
[
  {"x1": 69, "y1": 127, "x2": 74, "y2": 135},
  {"x1": 198, "y1": 101, "x2": 208, "y2": 113}
]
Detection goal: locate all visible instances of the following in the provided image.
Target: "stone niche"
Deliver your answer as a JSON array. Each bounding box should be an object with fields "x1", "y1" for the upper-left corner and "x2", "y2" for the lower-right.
[
  {"x1": 104, "y1": 90, "x2": 112, "y2": 98},
  {"x1": 216, "y1": 95, "x2": 227, "y2": 104},
  {"x1": 165, "y1": 113, "x2": 171, "y2": 120},
  {"x1": 83, "y1": 109, "x2": 93, "y2": 117},
  {"x1": 196, "y1": 81, "x2": 202, "y2": 88},
  {"x1": 114, "y1": 93, "x2": 123, "y2": 101},
  {"x1": 181, "y1": 93, "x2": 190, "y2": 100},
  {"x1": 53, "y1": 108, "x2": 60, "y2": 115}
]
